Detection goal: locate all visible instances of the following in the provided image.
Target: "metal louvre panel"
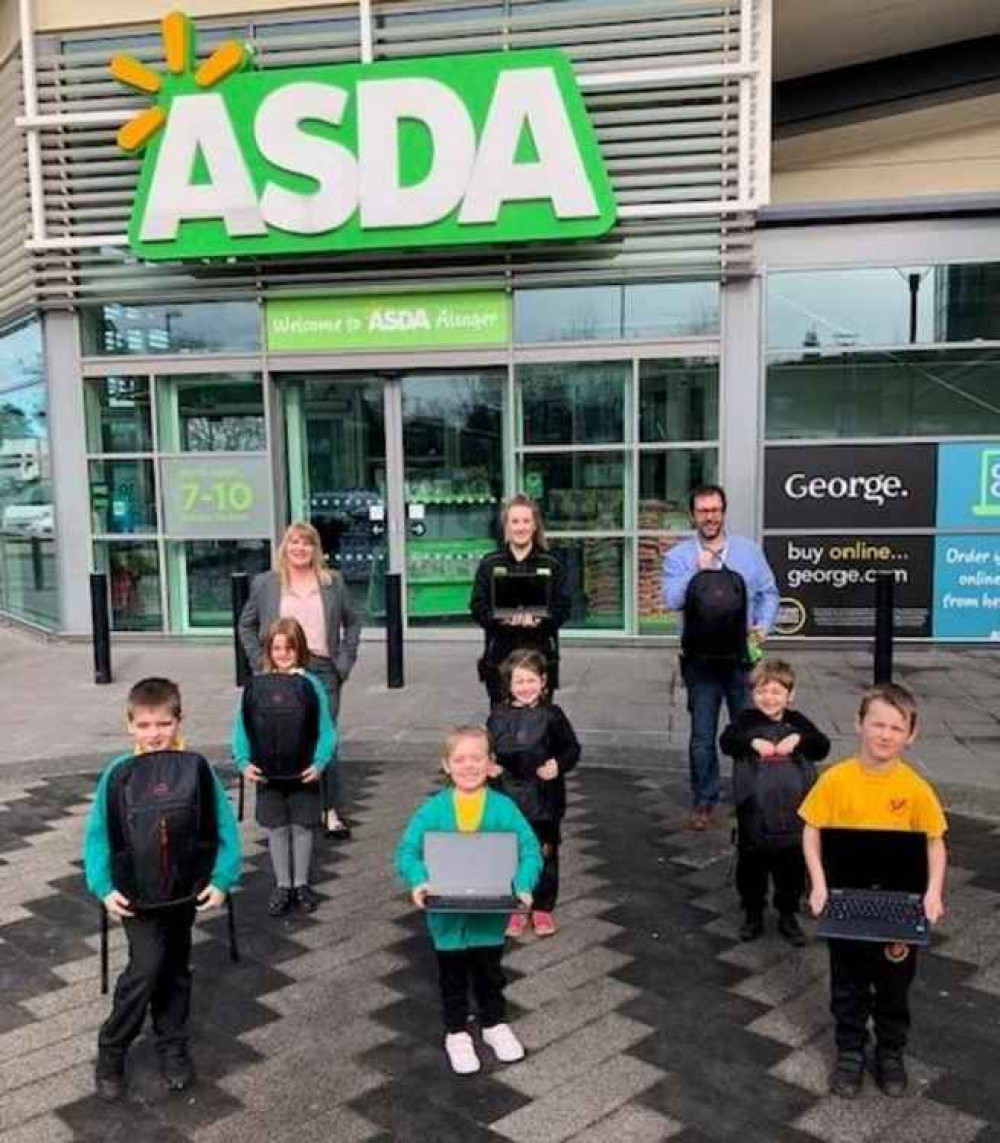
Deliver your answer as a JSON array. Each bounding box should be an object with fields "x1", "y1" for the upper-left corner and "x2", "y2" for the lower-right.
[
  {"x1": 25, "y1": 0, "x2": 762, "y2": 312},
  {"x1": 0, "y1": 55, "x2": 37, "y2": 324}
]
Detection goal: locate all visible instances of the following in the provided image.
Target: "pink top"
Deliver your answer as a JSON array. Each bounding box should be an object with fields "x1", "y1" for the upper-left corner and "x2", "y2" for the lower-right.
[{"x1": 279, "y1": 579, "x2": 328, "y2": 658}]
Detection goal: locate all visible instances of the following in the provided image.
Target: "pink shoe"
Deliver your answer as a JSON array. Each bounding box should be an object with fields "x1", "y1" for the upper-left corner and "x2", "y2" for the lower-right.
[
  {"x1": 506, "y1": 911, "x2": 528, "y2": 938},
  {"x1": 532, "y1": 910, "x2": 557, "y2": 937}
]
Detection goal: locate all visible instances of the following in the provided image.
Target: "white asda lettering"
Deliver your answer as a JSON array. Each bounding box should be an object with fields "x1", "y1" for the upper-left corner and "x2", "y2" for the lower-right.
[{"x1": 783, "y1": 472, "x2": 907, "y2": 507}]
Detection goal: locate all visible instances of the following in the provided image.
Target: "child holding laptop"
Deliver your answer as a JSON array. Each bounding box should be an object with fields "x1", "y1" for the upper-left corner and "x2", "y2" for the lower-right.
[
  {"x1": 396, "y1": 725, "x2": 542, "y2": 1075},
  {"x1": 800, "y1": 683, "x2": 947, "y2": 1100}
]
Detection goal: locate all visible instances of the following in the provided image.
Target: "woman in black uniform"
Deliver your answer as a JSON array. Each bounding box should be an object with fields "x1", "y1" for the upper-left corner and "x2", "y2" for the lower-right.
[{"x1": 470, "y1": 493, "x2": 571, "y2": 707}]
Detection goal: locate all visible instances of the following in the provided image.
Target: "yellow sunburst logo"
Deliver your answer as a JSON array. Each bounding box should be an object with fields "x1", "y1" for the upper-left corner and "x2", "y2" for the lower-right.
[{"x1": 110, "y1": 11, "x2": 250, "y2": 153}]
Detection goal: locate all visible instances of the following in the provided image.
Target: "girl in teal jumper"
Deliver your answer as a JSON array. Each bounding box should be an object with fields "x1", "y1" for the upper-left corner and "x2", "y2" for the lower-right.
[
  {"x1": 232, "y1": 617, "x2": 336, "y2": 917},
  {"x1": 396, "y1": 725, "x2": 542, "y2": 1075}
]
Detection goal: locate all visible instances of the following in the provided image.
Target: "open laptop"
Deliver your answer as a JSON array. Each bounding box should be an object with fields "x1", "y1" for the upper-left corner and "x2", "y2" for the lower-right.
[
  {"x1": 816, "y1": 828, "x2": 930, "y2": 946},
  {"x1": 423, "y1": 832, "x2": 526, "y2": 914},
  {"x1": 490, "y1": 567, "x2": 551, "y2": 619}
]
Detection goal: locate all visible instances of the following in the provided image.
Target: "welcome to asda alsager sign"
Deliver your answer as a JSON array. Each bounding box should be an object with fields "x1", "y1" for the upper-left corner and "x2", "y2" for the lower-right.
[{"x1": 111, "y1": 13, "x2": 616, "y2": 261}]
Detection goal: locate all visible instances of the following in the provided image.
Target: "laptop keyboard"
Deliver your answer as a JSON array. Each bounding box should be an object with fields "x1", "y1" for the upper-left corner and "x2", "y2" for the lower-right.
[{"x1": 826, "y1": 889, "x2": 924, "y2": 926}]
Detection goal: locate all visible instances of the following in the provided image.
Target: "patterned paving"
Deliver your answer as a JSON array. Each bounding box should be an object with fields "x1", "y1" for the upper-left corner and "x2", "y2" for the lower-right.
[{"x1": 0, "y1": 760, "x2": 998, "y2": 1142}]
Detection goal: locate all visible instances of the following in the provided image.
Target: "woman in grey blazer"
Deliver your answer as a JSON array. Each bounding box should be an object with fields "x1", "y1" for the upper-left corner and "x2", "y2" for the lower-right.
[{"x1": 239, "y1": 521, "x2": 362, "y2": 838}]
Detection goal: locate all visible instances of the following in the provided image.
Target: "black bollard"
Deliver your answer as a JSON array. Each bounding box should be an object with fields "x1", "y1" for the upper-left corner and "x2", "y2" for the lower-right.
[
  {"x1": 30, "y1": 535, "x2": 44, "y2": 591},
  {"x1": 90, "y1": 572, "x2": 112, "y2": 685},
  {"x1": 231, "y1": 573, "x2": 251, "y2": 688},
  {"x1": 873, "y1": 571, "x2": 895, "y2": 684},
  {"x1": 386, "y1": 572, "x2": 404, "y2": 689}
]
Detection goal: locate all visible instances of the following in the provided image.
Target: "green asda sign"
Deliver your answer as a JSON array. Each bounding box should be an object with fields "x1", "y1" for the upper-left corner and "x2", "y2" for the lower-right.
[
  {"x1": 114, "y1": 17, "x2": 616, "y2": 262},
  {"x1": 267, "y1": 292, "x2": 509, "y2": 351}
]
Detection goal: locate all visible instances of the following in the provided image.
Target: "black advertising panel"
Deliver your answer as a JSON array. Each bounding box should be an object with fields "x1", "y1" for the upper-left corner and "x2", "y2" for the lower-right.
[
  {"x1": 765, "y1": 534, "x2": 933, "y2": 638},
  {"x1": 764, "y1": 444, "x2": 937, "y2": 530}
]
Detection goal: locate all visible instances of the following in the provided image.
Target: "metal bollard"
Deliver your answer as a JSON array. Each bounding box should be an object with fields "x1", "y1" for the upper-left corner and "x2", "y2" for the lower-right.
[
  {"x1": 231, "y1": 572, "x2": 251, "y2": 688},
  {"x1": 30, "y1": 535, "x2": 44, "y2": 591},
  {"x1": 873, "y1": 571, "x2": 895, "y2": 684},
  {"x1": 90, "y1": 572, "x2": 112, "y2": 685},
  {"x1": 385, "y1": 572, "x2": 404, "y2": 689}
]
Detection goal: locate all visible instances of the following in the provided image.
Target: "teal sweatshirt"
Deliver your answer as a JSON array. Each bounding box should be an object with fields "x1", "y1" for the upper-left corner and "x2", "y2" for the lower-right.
[
  {"x1": 395, "y1": 787, "x2": 543, "y2": 951},
  {"x1": 83, "y1": 752, "x2": 243, "y2": 901},
  {"x1": 230, "y1": 670, "x2": 337, "y2": 772}
]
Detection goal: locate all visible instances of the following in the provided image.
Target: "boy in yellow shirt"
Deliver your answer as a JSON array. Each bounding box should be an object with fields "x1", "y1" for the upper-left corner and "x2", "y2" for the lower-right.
[{"x1": 800, "y1": 683, "x2": 946, "y2": 1100}]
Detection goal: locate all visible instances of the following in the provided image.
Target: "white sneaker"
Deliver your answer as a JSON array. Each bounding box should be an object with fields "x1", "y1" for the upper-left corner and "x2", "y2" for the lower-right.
[
  {"x1": 444, "y1": 1031, "x2": 481, "y2": 1075},
  {"x1": 482, "y1": 1023, "x2": 525, "y2": 1063}
]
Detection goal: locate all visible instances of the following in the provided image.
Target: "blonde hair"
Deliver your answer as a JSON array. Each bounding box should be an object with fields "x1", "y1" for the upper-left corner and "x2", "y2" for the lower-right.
[
  {"x1": 750, "y1": 657, "x2": 796, "y2": 693},
  {"x1": 502, "y1": 493, "x2": 547, "y2": 551},
  {"x1": 442, "y1": 724, "x2": 492, "y2": 764},
  {"x1": 275, "y1": 521, "x2": 334, "y2": 587},
  {"x1": 261, "y1": 617, "x2": 310, "y2": 672}
]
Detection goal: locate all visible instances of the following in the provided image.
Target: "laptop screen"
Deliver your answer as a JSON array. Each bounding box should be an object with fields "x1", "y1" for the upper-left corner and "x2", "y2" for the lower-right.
[
  {"x1": 424, "y1": 832, "x2": 517, "y2": 895},
  {"x1": 821, "y1": 828, "x2": 928, "y2": 893},
  {"x1": 491, "y1": 571, "x2": 550, "y2": 614}
]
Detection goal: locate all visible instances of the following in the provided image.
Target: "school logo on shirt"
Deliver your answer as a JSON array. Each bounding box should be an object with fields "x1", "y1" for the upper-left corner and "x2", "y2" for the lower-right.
[{"x1": 888, "y1": 798, "x2": 909, "y2": 815}]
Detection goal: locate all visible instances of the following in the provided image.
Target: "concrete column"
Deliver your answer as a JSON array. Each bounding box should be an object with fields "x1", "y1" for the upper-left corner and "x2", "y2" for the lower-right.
[
  {"x1": 719, "y1": 275, "x2": 765, "y2": 539},
  {"x1": 44, "y1": 310, "x2": 91, "y2": 634}
]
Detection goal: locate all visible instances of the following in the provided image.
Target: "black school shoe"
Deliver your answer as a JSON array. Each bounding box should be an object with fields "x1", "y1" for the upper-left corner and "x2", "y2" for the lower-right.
[
  {"x1": 94, "y1": 1054, "x2": 125, "y2": 1101},
  {"x1": 778, "y1": 914, "x2": 807, "y2": 947},
  {"x1": 269, "y1": 887, "x2": 294, "y2": 916},
  {"x1": 324, "y1": 817, "x2": 352, "y2": 840},
  {"x1": 831, "y1": 1048, "x2": 864, "y2": 1098},
  {"x1": 294, "y1": 885, "x2": 320, "y2": 913},
  {"x1": 873, "y1": 1047, "x2": 908, "y2": 1098},
  {"x1": 160, "y1": 1048, "x2": 195, "y2": 1092},
  {"x1": 739, "y1": 911, "x2": 765, "y2": 941}
]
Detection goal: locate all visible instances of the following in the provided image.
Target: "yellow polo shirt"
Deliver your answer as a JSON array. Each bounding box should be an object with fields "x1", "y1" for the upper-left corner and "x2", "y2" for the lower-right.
[
  {"x1": 799, "y1": 757, "x2": 947, "y2": 838},
  {"x1": 453, "y1": 789, "x2": 486, "y2": 832}
]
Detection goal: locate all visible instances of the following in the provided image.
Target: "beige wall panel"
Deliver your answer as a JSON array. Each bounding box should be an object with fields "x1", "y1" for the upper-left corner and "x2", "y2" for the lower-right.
[
  {"x1": 0, "y1": 0, "x2": 20, "y2": 63},
  {"x1": 773, "y1": 96, "x2": 1000, "y2": 204}
]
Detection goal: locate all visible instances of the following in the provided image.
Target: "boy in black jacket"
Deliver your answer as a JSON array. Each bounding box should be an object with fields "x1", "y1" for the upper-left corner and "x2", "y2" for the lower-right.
[{"x1": 720, "y1": 658, "x2": 829, "y2": 945}]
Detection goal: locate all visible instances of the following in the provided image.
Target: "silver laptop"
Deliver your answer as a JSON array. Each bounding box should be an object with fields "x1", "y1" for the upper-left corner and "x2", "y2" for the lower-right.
[
  {"x1": 490, "y1": 567, "x2": 551, "y2": 619},
  {"x1": 423, "y1": 831, "x2": 525, "y2": 913}
]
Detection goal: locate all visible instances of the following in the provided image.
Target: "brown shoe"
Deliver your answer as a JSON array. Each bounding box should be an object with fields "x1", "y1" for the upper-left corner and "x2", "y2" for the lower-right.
[{"x1": 689, "y1": 809, "x2": 709, "y2": 831}]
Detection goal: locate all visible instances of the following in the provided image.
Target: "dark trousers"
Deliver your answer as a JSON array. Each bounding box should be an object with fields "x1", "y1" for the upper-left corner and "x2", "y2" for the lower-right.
[
  {"x1": 736, "y1": 846, "x2": 806, "y2": 917},
  {"x1": 532, "y1": 824, "x2": 560, "y2": 912},
  {"x1": 680, "y1": 657, "x2": 750, "y2": 808},
  {"x1": 829, "y1": 939, "x2": 918, "y2": 1053},
  {"x1": 436, "y1": 946, "x2": 506, "y2": 1034},
  {"x1": 98, "y1": 904, "x2": 195, "y2": 1061},
  {"x1": 309, "y1": 654, "x2": 342, "y2": 811}
]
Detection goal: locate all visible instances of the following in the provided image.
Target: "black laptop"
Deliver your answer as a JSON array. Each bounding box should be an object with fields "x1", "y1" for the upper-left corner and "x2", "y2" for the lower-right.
[
  {"x1": 816, "y1": 828, "x2": 930, "y2": 946},
  {"x1": 490, "y1": 567, "x2": 551, "y2": 619},
  {"x1": 423, "y1": 832, "x2": 526, "y2": 914}
]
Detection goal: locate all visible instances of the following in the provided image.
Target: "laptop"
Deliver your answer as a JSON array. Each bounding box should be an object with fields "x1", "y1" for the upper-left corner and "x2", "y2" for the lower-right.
[
  {"x1": 816, "y1": 828, "x2": 930, "y2": 946},
  {"x1": 423, "y1": 832, "x2": 526, "y2": 913},
  {"x1": 490, "y1": 567, "x2": 551, "y2": 619}
]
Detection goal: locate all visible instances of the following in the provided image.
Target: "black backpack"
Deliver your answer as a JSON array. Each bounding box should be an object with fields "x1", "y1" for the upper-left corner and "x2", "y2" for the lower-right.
[
  {"x1": 732, "y1": 723, "x2": 816, "y2": 852},
  {"x1": 107, "y1": 750, "x2": 219, "y2": 909},
  {"x1": 487, "y1": 705, "x2": 553, "y2": 823},
  {"x1": 682, "y1": 567, "x2": 748, "y2": 660},
  {"x1": 241, "y1": 673, "x2": 319, "y2": 780}
]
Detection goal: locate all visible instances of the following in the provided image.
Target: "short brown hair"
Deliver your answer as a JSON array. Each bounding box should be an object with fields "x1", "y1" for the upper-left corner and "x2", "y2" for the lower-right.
[
  {"x1": 127, "y1": 677, "x2": 182, "y2": 720},
  {"x1": 262, "y1": 617, "x2": 310, "y2": 672},
  {"x1": 442, "y1": 724, "x2": 491, "y2": 763},
  {"x1": 858, "y1": 683, "x2": 918, "y2": 732},
  {"x1": 750, "y1": 657, "x2": 796, "y2": 693}
]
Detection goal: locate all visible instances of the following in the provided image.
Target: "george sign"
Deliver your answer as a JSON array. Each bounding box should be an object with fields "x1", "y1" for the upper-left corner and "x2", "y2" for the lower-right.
[
  {"x1": 766, "y1": 534, "x2": 933, "y2": 638},
  {"x1": 932, "y1": 535, "x2": 1000, "y2": 639},
  {"x1": 936, "y1": 440, "x2": 1000, "y2": 527},
  {"x1": 112, "y1": 15, "x2": 616, "y2": 262},
  {"x1": 764, "y1": 444, "x2": 936, "y2": 530},
  {"x1": 266, "y1": 291, "x2": 509, "y2": 351},
  {"x1": 161, "y1": 455, "x2": 271, "y2": 538}
]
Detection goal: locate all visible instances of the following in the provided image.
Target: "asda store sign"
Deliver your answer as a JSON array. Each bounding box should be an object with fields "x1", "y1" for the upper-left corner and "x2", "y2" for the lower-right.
[{"x1": 112, "y1": 16, "x2": 616, "y2": 262}]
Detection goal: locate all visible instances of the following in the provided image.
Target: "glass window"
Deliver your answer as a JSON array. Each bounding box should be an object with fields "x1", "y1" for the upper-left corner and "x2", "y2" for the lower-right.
[
  {"x1": 89, "y1": 459, "x2": 157, "y2": 534},
  {"x1": 157, "y1": 375, "x2": 266, "y2": 452},
  {"x1": 515, "y1": 286, "x2": 622, "y2": 343},
  {"x1": 639, "y1": 360, "x2": 719, "y2": 442},
  {"x1": 0, "y1": 529, "x2": 57, "y2": 627},
  {"x1": 639, "y1": 449, "x2": 718, "y2": 530},
  {"x1": 522, "y1": 452, "x2": 625, "y2": 531},
  {"x1": 94, "y1": 541, "x2": 163, "y2": 632},
  {"x1": 177, "y1": 540, "x2": 270, "y2": 629},
  {"x1": 81, "y1": 302, "x2": 260, "y2": 356},
  {"x1": 550, "y1": 538, "x2": 625, "y2": 630},
  {"x1": 623, "y1": 282, "x2": 720, "y2": 338},
  {"x1": 519, "y1": 362, "x2": 627, "y2": 446},
  {"x1": 85, "y1": 377, "x2": 152, "y2": 453},
  {"x1": 637, "y1": 536, "x2": 681, "y2": 635},
  {"x1": 0, "y1": 320, "x2": 44, "y2": 393},
  {"x1": 766, "y1": 349, "x2": 1000, "y2": 440}
]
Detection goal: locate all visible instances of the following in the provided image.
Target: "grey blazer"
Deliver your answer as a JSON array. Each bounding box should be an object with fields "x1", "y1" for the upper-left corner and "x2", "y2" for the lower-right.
[{"x1": 238, "y1": 570, "x2": 362, "y2": 680}]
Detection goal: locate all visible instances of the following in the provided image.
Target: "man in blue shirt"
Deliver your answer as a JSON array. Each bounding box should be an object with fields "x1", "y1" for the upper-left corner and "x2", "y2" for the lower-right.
[{"x1": 661, "y1": 484, "x2": 779, "y2": 829}]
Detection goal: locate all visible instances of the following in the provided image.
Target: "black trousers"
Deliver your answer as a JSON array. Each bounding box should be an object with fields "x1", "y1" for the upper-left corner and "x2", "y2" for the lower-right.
[
  {"x1": 532, "y1": 824, "x2": 560, "y2": 912},
  {"x1": 829, "y1": 939, "x2": 918, "y2": 1053},
  {"x1": 436, "y1": 946, "x2": 506, "y2": 1034},
  {"x1": 735, "y1": 846, "x2": 806, "y2": 917},
  {"x1": 98, "y1": 904, "x2": 195, "y2": 1060}
]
